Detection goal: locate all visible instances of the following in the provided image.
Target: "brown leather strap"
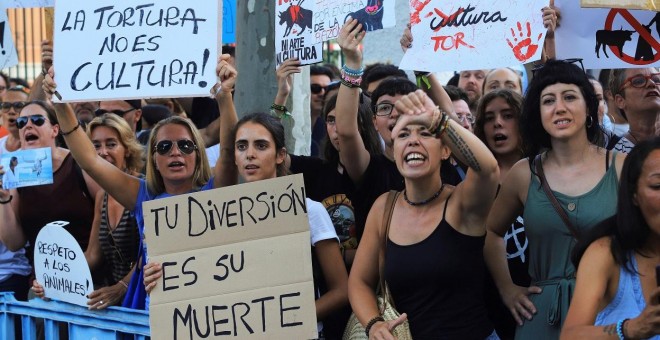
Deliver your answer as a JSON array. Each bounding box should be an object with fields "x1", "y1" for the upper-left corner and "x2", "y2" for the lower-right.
[
  {"x1": 379, "y1": 190, "x2": 400, "y2": 311},
  {"x1": 534, "y1": 154, "x2": 580, "y2": 239}
]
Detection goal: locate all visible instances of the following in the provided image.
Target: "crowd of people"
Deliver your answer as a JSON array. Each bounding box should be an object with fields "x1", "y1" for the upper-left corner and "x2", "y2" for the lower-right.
[{"x1": 0, "y1": 4, "x2": 658, "y2": 340}]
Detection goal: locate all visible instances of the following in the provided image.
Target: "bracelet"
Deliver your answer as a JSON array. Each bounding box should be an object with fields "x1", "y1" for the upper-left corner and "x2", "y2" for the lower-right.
[
  {"x1": 0, "y1": 195, "x2": 12, "y2": 204},
  {"x1": 117, "y1": 280, "x2": 129, "y2": 290},
  {"x1": 364, "y1": 316, "x2": 384, "y2": 337},
  {"x1": 270, "y1": 103, "x2": 288, "y2": 112},
  {"x1": 41, "y1": 68, "x2": 48, "y2": 77},
  {"x1": 342, "y1": 64, "x2": 364, "y2": 76},
  {"x1": 341, "y1": 79, "x2": 360, "y2": 88},
  {"x1": 616, "y1": 318, "x2": 629, "y2": 340},
  {"x1": 60, "y1": 121, "x2": 81, "y2": 136}
]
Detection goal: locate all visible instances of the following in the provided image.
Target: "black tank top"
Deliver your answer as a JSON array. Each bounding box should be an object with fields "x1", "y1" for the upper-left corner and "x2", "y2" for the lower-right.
[{"x1": 384, "y1": 195, "x2": 493, "y2": 339}]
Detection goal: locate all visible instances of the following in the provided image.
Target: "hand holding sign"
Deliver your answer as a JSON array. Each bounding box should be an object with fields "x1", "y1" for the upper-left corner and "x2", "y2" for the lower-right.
[
  {"x1": 213, "y1": 53, "x2": 237, "y2": 97},
  {"x1": 337, "y1": 18, "x2": 365, "y2": 67}
]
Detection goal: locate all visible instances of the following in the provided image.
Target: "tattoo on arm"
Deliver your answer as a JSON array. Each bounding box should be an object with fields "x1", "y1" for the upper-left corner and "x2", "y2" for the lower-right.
[
  {"x1": 443, "y1": 124, "x2": 482, "y2": 171},
  {"x1": 602, "y1": 324, "x2": 617, "y2": 335}
]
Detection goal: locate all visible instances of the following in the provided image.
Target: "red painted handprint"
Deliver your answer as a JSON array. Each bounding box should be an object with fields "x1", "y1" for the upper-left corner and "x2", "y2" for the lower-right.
[{"x1": 506, "y1": 21, "x2": 543, "y2": 62}]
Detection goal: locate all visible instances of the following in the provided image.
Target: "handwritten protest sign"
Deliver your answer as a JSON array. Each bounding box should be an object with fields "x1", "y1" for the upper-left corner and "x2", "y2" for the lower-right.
[
  {"x1": 53, "y1": 0, "x2": 221, "y2": 102},
  {"x1": 144, "y1": 174, "x2": 318, "y2": 340},
  {"x1": 400, "y1": 0, "x2": 547, "y2": 72},
  {"x1": 223, "y1": 0, "x2": 236, "y2": 43},
  {"x1": 275, "y1": 0, "x2": 323, "y2": 67},
  {"x1": 312, "y1": 0, "x2": 397, "y2": 44},
  {"x1": 556, "y1": 0, "x2": 660, "y2": 69},
  {"x1": 581, "y1": 0, "x2": 658, "y2": 12},
  {"x1": 1, "y1": 147, "x2": 53, "y2": 190},
  {"x1": 6, "y1": 0, "x2": 53, "y2": 8},
  {"x1": 34, "y1": 221, "x2": 93, "y2": 307},
  {"x1": 0, "y1": 7, "x2": 19, "y2": 70}
]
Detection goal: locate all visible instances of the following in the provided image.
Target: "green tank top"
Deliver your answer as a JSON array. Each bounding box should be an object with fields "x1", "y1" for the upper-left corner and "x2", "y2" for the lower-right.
[{"x1": 515, "y1": 151, "x2": 619, "y2": 340}]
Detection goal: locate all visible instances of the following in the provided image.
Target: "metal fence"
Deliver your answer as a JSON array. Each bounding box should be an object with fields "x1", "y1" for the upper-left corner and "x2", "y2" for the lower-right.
[
  {"x1": 3, "y1": 7, "x2": 46, "y2": 86},
  {"x1": 0, "y1": 292, "x2": 150, "y2": 339}
]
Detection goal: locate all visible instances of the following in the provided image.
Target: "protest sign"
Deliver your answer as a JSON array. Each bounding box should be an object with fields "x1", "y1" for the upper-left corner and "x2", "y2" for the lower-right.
[
  {"x1": 53, "y1": 0, "x2": 221, "y2": 102},
  {"x1": 223, "y1": 0, "x2": 236, "y2": 43},
  {"x1": 275, "y1": 0, "x2": 323, "y2": 67},
  {"x1": 312, "y1": 0, "x2": 397, "y2": 43},
  {"x1": 144, "y1": 174, "x2": 318, "y2": 340},
  {"x1": 556, "y1": 0, "x2": 660, "y2": 69},
  {"x1": 1, "y1": 147, "x2": 53, "y2": 190},
  {"x1": 399, "y1": 0, "x2": 547, "y2": 72},
  {"x1": 581, "y1": 0, "x2": 658, "y2": 12},
  {"x1": 0, "y1": 7, "x2": 19, "y2": 70},
  {"x1": 6, "y1": 0, "x2": 53, "y2": 8},
  {"x1": 34, "y1": 221, "x2": 94, "y2": 307}
]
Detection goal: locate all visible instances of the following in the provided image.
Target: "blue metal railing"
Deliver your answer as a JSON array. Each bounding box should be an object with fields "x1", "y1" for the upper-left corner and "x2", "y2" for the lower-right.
[{"x1": 0, "y1": 292, "x2": 150, "y2": 339}]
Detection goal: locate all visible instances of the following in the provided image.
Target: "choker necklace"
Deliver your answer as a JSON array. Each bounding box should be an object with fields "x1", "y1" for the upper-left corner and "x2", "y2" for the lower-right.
[{"x1": 403, "y1": 184, "x2": 445, "y2": 206}]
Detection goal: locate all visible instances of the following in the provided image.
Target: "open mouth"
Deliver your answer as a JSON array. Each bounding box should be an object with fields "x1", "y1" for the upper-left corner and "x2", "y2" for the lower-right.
[
  {"x1": 493, "y1": 133, "x2": 508, "y2": 142},
  {"x1": 404, "y1": 152, "x2": 426, "y2": 165},
  {"x1": 645, "y1": 91, "x2": 660, "y2": 97},
  {"x1": 554, "y1": 119, "x2": 571, "y2": 126},
  {"x1": 24, "y1": 133, "x2": 38, "y2": 142},
  {"x1": 168, "y1": 161, "x2": 184, "y2": 168}
]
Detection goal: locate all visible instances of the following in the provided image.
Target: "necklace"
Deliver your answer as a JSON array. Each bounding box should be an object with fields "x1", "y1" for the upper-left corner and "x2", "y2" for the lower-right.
[{"x1": 403, "y1": 184, "x2": 445, "y2": 206}]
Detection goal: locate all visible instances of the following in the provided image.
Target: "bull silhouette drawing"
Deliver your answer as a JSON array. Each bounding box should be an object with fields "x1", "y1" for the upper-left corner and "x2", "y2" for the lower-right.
[
  {"x1": 595, "y1": 28, "x2": 634, "y2": 58},
  {"x1": 345, "y1": 0, "x2": 384, "y2": 31},
  {"x1": 279, "y1": 0, "x2": 313, "y2": 37}
]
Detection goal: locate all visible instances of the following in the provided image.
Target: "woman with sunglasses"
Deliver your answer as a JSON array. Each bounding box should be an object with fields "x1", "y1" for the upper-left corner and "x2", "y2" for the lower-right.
[
  {"x1": 560, "y1": 138, "x2": 660, "y2": 340},
  {"x1": 484, "y1": 60, "x2": 626, "y2": 340},
  {"x1": 0, "y1": 100, "x2": 101, "y2": 270},
  {"x1": 40, "y1": 55, "x2": 238, "y2": 309},
  {"x1": 31, "y1": 113, "x2": 144, "y2": 309}
]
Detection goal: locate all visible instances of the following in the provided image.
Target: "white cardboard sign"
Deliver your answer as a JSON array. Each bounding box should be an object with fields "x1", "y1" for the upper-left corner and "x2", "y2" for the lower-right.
[
  {"x1": 33, "y1": 221, "x2": 94, "y2": 307},
  {"x1": 0, "y1": 8, "x2": 19, "y2": 70},
  {"x1": 275, "y1": 0, "x2": 323, "y2": 67},
  {"x1": 311, "y1": 0, "x2": 397, "y2": 43},
  {"x1": 399, "y1": 0, "x2": 547, "y2": 72},
  {"x1": 5, "y1": 1, "x2": 53, "y2": 8},
  {"x1": 53, "y1": 0, "x2": 221, "y2": 102}
]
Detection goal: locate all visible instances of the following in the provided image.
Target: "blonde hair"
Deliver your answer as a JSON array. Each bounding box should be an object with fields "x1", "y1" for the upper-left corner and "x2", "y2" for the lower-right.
[
  {"x1": 145, "y1": 116, "x2": 210, "y2": 194},
  {"x1": 86, "y1": 113, "x2": 145, "y2": 173}
]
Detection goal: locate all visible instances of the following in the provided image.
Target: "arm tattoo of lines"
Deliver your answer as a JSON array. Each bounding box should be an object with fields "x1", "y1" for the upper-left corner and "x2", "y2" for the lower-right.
[
  {"x1": 602, "y1": 324, "x2": 617, "y2": 335},
  {"x1": 444, "y1": 124, "x2": 482, "y2": 171}
]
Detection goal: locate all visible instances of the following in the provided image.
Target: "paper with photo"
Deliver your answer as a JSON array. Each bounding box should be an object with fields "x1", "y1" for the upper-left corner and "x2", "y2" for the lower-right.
[{"x1": 1, "y1": 147, "x2": 53, "y2": 190}]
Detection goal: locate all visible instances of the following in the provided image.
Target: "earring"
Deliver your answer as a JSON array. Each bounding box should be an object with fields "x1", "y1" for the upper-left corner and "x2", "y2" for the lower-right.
[{"x1": 586, "y1": 115, "x2": 594, "y2": 128}]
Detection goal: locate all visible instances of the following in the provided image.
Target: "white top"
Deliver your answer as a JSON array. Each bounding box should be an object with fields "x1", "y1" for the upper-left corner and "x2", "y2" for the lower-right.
[
  {"x1": 613, "y1": 136, "x2": 636, "y2": 154},
  {"x1": 0, "y1": 136, "x2": 9, "y2": 156},
  {"x1": 306, "y1": 198, "x2": 339, "y2": 246},
  {"x1": 206, "y1": 143, "x2": 220, "y2": 168}
]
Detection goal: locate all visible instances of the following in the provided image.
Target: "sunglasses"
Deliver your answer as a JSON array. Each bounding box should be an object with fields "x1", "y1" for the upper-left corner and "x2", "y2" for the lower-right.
[
  {"x1": 1, "y1": 101, "x2": 28, "y2": 113},
  {"x1": 95, "y1": 108, "x2": 135, "y2": 117},
  {"x1": 532, "y1": 58, "x2": 585, "y2": 76},
  {"x1": 620, "y1": 73, "x2": 660, "y2": 91},
  {"x1": 154, "y1": 139, "x2": 197, "y2": 155},
  {"x1": 16, "y1": 115, "x2": 47, "y2": 129},
  {"x1": 311, "y1": 84, "x2": 332, "y2": 94}
]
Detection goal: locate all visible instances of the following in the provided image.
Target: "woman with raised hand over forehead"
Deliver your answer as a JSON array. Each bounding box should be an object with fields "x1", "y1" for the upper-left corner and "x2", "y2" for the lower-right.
[
  {"x1": 484, "y1": 59, "x2": 626, "y2": 340},
  {"x1": 349, "y1": 86, "x2": 500, "y2": 338},
  {"x1": 40, "y1": 54, "x2": 238, "y2": 309}
]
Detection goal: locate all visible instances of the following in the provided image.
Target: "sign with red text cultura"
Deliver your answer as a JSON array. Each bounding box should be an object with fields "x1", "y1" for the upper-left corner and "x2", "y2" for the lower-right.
[
  {"x1": 143, "y1": 174, "x2": 318, "y2": 340},
  {"x1": 400, "y1": 0, "x2": 548, "y2": 72},
  {"x1": 53, "y1": 0, "x2": 221, "y2": 102}
]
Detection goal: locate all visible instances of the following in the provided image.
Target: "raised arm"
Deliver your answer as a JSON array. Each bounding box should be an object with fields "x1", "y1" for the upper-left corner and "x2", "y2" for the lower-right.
[
  {"x1": 213, "y1": 54, "x2": 239, "y2": 188},
  {"x1": 42, "y1": 68, "x2": 140, "y2": 209},
  {"x1": 393, "y1": 90, "x2": 499, "y2": 226},
  {"x1": 335, "y1": 19, "x2": 371, "y2": 183},
  {"x1": 541, "y1": 0, "x2": 559, "y2": 62}
]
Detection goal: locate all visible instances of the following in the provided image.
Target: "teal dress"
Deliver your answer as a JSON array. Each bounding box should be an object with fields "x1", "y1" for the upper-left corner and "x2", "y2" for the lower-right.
[{"x1": 516, "y1": 152, "x2": 619, "y2": 340}]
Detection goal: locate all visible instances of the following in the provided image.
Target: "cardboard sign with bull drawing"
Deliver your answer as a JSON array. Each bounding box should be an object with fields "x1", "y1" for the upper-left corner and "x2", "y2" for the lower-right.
[
  {"x1": 556, "y1": 0, "x2": 660, "y2": 68},
  {"x1": 311, "y1": 0, "x2": 396, "y2": 44},
  {"x1": 275, "y1": 0, "x2": 323, "y2": 67}
]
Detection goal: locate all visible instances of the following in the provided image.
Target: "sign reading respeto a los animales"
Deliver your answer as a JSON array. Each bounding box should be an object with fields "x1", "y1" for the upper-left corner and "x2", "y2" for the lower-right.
[
  {"x1": 53, "y1": 0, "x2": 221, "y2": 102},
  {"x1": 144, "y1": 174, "x2": 318, "y2": 340},
  {"x1": 34, "y1": 221, "x2": 93, "y2": 307}
]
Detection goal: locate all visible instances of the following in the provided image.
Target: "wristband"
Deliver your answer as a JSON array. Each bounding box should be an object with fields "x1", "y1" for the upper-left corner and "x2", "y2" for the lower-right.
[
  {"x1": 341, "y1": 79, "x2": 360, "y2": 88},
  {"x1": 364, "y1": 316, "x2": 384, "y2": 337},
  {"x1": 342, "y1": 64, "x2": 364, "y2": 76},
  {"x1": 0, "y1": 195, "x2": 12, "y2": 204},
  {"x1": 270, "y1": 103, "x2": 288, "y2": 112},
  {"x1": 60, "y1": 121, "x2": 81, "y2": 136},
  {"x1": 616, "y1": 318, "x2": 629, "y2": 340}
]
